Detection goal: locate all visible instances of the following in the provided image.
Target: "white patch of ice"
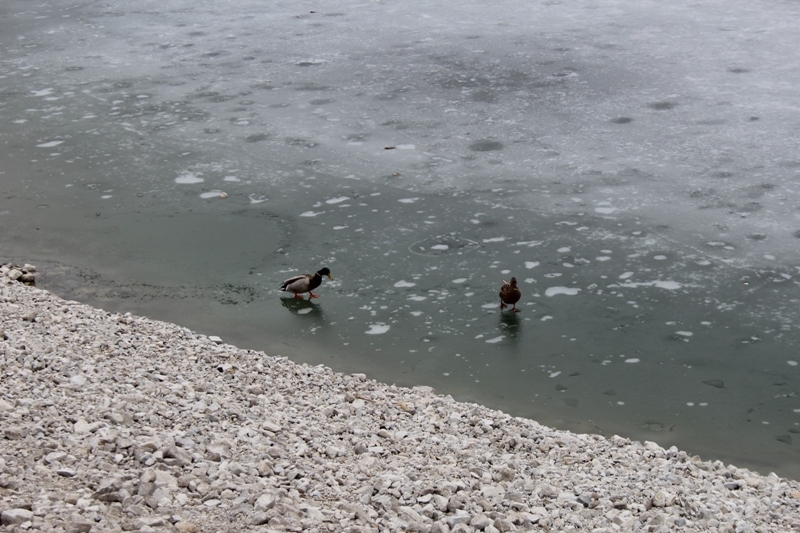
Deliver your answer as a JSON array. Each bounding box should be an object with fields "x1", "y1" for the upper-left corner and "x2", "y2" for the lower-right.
[
  {"x1": 223, "y1": 175, "x2": 240, "y2": 182},
  {"x1": 398, "y1": 198, "x2": 419, "y2": 203},
  {"x1": 31, "y1": 88, "x2": 54, "y2": 97},
  {"x1": 452, "y1": 278, "x2": 467, "y2": 284},
  {"x1": 249, "y1": 194, "x2": 267, "y2": 204},
  {"x1": 481, "y1": 303, "x2": 497, "y2": 309},
  {"x1": 614, "y1": 280, "x2": 682, "y2": 290},
  {"x1": 595, "y1": 207, "x2": 617, "y2": 214},
  {"x1": 549, "y1": 371, "x2": 561, "y2": 378},
  {"x1": 557, "y1": 247, "x2": 571, "y2": 253},
  {"x1": 541, "y1": 316, "x2": 553, "y2": 321},
  {"x1": 408, "y1": 296, "x2": 427, "y2": 301},
  {"x1": 365, "y1": 324, "x2": 390, "y2": 335},
  {"x1": 787, "y1": 360, "x2": 797, "y2": 366},
  {"x1": 394, "y1": 280, "x2": 416, "y2": 288},
  {"x1": 300, "y1": 210, "x2": 325, "y2": 217},
  {"x1": 200, "y1": 191, "x2": 225, "y2": 199},
  {"x1": 619, "y1": 272, "x2": 634, "y2": 280},
  {"x1": 525, "y1": 261, "x2": 540, "y2": 269},
  {"x1": 431, "y1": 244, "x2": 449, "y2": 250},
  {"x1": 625, "y1": 358, "x2": 640, "y2": 363},
  {"x1": 410, "y1": 311, "x2": 423, "y2": 316},
  {"x1": 101, "y1": 195, "x2": 112, "y2": 199},
  {"x1": 654, "y1": 255, "x2": 667, "y2": 260},
  {"x1": 545, "y1": 287, "x2": 581, "y2": 297},
  {"x1": 175, "y1": 173, "x2": 204, "y2": 184},
  {"x1": 482, "y1": 237, "x2": 506, "y2": 243},
  {"x1": 37, "y1": 140, "x2": 64, "y2": 148},
  {"x1": 333, "y1": 226, "x2": 348, "y2": 230},
  {"x1": 297, "y1": 308, "x2": 313, "y2": 315},
  {"x1": 675, "y1": 331, "x2": 693, "y2": 337},
  {"x1": 485, "y1": 336, "x2": 504, "y2": 344},
  {"x1": 326, "y1": 196, "x2": 350, "y2": 204},
  {"x1": 596, "y1": 256, "x2": 611, "y2": 261}
]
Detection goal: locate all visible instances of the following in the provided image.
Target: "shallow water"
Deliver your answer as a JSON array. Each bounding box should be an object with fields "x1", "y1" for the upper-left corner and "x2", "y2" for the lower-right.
[{"x1": 2, "y1": 0, "x2": 800, "y2": 479}]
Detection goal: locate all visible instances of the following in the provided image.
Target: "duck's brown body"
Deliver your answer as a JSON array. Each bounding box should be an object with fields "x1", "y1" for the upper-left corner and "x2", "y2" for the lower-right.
[
  {"x1": 499, "y1": 277, "x2": 521, "y2": 312},
  {"x1": 280, "y1": 267, "x2": 333, "y2": 299}
]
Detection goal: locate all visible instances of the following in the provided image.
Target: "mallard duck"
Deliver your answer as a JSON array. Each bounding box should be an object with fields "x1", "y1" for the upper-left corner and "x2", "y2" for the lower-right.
[
  {"x1": 280, "y1": 267, "x2": 333, "y2": 299},
  {"x1": 499, "y1": 277, "x2": 521, "y2": 312}
]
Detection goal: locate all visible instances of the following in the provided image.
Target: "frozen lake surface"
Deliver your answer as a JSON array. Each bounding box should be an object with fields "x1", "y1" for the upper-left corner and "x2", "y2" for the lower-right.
[{"x1": 2, "y1": 0, "x2": 800, "y2": 479}]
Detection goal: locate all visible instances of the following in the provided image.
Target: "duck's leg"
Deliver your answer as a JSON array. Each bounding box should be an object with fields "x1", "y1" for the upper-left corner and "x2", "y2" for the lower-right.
[
  {"x1": 500, "y1": 300, "x2": 507, "y2": 310},
  {"x1": 308, "y1": 292, "x2": 320, "y2": 299},
  {"x1": 511, "y1": 304, "x2": 520, "y2": 313},
  {"x1": 293, "y1": 292, "x2": 303, "y2": 299}
]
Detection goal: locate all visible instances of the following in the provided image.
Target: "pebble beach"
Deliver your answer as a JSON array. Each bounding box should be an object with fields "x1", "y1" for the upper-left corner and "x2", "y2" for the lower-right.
[{"x1": 1, "y1": 263, "x2": 799, "y2": 533}]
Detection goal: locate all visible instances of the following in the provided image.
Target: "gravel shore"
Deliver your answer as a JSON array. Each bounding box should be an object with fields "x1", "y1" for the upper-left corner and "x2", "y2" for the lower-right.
[{"x1": 2, "y1": 265, "x2": 799, "y2": 532}]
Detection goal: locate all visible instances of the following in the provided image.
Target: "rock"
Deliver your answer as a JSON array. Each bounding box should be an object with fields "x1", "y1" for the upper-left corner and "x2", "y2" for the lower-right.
[
  {"x1": 4, "y1": 426, "x2": 27, "y2": 440},
  {"x1": 251, "y1": 512, "x2": 270, "y2": 526},
  {"x1": 73, "y1": 419, "x2": 102, "y2": 434},
  {"x1": 6, "y1": 269, "x2": 23, "y2": 281},
  {"x1": 70, "y1": 374, "x2": 88, "y2": 387},
  {"x1": 0, "y1": 398, "x2": 13, "y2": 412},
  {"x1": 174, "y1": 521, "x2": 198, "y2": 533},
  {"x1": 652, "y1": 490, "x2": 675, "y2": 508},
  {"x1": 164, "y1": 445, "x2": 192, "y2": 467},
  {"x1": 1, "y1": 508, "x2": 33, "y2": 525},
  {"x1": 65, "y1": 521, "x2": 93, "y2": 533},
  {"x1": 470, "y1": 514, "x2": 493, "y2": 529},
  {"x1": 262, "y1": 420, "x2": 281, "y2": 433},
  {"x1": 254, "y1": 492, "x2": 277, "y2": 512}
]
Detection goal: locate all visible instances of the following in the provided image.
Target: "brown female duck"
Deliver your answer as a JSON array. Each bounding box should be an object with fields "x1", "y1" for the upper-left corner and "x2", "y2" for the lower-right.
[{"x1": 499, "y1": 277, "x2": 521, "y2": 312}]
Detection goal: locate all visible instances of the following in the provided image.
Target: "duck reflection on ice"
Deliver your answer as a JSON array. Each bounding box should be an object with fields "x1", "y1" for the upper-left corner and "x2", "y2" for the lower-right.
[
  {"x1": 280, "y1": 295, "x2": 324, "y2": 319},
  {"x1": 498, "y1": 309, "x2": 522, "y2": 343}
]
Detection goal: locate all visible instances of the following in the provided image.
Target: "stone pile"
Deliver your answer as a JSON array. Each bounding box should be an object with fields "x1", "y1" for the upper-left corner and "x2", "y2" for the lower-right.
[
  {"x1": 1, "y1": 263, "x2": 36, "y2": 286},
  {"x1": 1, "y1": 272, "x2": 799, "y2": 532}
]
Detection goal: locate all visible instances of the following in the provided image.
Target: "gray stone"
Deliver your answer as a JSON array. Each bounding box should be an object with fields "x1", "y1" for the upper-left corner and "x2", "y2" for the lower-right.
[
  {"x1": 64, "y1": 521, "x2": 92, "y2": 533},
  {"x1": 1, "y1": 508, "x2": 33, "y2": 525},
  {"x1": 4, "y1": 426, "x2": 27, "y2": 440},
  {"x1": 164, "y1": 445, "x2": 192, "y2": 467}
]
